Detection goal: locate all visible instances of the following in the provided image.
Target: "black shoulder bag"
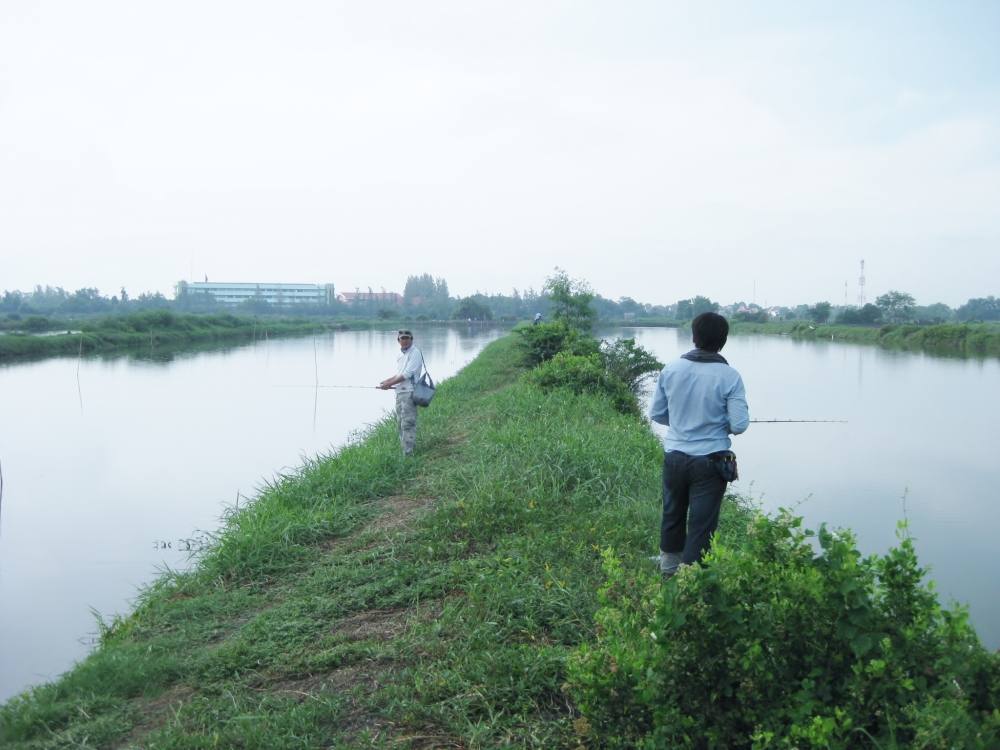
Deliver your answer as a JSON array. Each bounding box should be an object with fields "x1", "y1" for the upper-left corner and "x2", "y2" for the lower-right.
[{"x1": 410, "y1": 349, "x2": 436, "y2": 407}]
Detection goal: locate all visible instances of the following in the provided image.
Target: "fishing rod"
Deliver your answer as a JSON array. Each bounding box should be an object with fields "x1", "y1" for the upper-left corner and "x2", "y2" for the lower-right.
[
  {"x1": 749, "y1": 419, "x2": 847, "y2": 424},
  {"x1": 273, "y1": 384, "x2": 382, "y2": 389}
]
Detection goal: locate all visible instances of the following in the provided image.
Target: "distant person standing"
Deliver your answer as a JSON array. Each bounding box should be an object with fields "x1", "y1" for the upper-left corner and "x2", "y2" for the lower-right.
[
  {"x1": 533, "y1": 312, "x2": 543, "y2": 325},
  {"x1": 378, "y1": 329, "x2": 423, "y2": 456},
  {"x1": 648, "y1": 312, "x2": 749, "y2": 577}
]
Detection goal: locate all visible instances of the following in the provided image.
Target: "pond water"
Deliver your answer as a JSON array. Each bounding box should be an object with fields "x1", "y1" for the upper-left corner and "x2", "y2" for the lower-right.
[
  {"x1": 619, "y1": 326, "x2": 1000, "y2": 653},
  {"x1": 0, "y1": 326, "x2": 505, "y2": 703},
  {"x1": 2, "y1": 325, "x2": 997, "y2": 704}
]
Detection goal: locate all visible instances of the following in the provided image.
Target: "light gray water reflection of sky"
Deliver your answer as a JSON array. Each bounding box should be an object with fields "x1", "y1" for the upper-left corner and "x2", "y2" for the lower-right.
[
  {"x1": 623, "y1": 327, "x2": 1000, "y2": 651},
  {"x1": 0, "y1": 326, "x2": 503, "y2": 703}
]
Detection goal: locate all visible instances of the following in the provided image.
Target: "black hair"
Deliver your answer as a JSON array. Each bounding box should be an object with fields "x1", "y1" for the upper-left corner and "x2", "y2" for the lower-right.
[{"x1": 691, "y1": 312, "x2": 729, "y2": 352}]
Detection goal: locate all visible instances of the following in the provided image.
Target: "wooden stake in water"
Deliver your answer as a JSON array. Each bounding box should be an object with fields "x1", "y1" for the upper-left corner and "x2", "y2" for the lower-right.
[
  {"x1": 312, "y1": 337, "x2": 319, "y2": 430},
  {"x1": 77, "y1": 334, "x2": 84, "y2": 414}
]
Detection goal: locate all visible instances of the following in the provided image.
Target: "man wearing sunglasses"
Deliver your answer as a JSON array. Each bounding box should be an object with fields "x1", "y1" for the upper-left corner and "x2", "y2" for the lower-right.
[{"x1": 378, "y1": 330, "x2": 423, "y2": 456}]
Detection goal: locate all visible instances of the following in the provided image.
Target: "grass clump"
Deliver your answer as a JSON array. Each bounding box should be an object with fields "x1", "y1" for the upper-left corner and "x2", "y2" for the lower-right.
[
  {"x1": 518, "y1": 330, "x2": 663, "y2": 416},
  {"x1": 516, "y1": 320, "x2": 600, "y2": 365},
  {"x1": 528, "y1": 351, "x2": 641, "y2": 415},
  {"x1": 520, "y1": 324, "x2": 662, "y2": 415}
]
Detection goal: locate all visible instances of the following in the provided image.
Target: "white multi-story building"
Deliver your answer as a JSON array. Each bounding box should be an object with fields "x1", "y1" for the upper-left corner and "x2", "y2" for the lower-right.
[{"x1": 176, "y1": 281, "x2": 336, "y2": 307}]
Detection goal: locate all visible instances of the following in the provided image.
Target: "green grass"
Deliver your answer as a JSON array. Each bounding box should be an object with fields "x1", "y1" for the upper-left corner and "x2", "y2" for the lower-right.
[{"x1": 3, "y1": 334, "x2": 739, "y2": 748}]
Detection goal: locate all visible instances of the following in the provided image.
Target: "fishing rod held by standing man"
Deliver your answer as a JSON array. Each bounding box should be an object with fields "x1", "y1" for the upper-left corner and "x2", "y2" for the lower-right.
[{"x1": 748, "y1": 419, "x2": 847, "y2": 424}]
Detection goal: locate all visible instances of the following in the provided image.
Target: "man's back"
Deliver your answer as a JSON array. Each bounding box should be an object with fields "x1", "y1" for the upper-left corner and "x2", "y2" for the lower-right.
[{"x1": 649, "y1": 356, "x2": 749, "y2": 456}]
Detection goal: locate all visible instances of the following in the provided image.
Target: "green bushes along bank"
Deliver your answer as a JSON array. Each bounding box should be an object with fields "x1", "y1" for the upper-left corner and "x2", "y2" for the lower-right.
[
  {"x1": 0, "y1": 311, "x2": 333, "y2": 362},
  {"x1": 733, "y1": 321, "x2": 1000, "y2": 358},
  {"x1": 2, "y1": 332, "x2": 996, "y2": 748}
]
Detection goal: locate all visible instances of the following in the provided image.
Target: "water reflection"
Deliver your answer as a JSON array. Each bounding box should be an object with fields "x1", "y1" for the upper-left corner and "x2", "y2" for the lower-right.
[{"x1": 0, "y1": 325, "x2": 506, "y2": 702}]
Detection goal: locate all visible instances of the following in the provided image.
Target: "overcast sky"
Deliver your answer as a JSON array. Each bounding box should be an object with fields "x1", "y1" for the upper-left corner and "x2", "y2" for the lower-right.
[{"x1": 1, "y1": 1, "x2": 998, "y2": 307}]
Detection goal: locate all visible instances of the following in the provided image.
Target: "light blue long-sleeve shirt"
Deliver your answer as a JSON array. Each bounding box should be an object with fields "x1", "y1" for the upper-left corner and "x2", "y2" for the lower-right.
[{"x1": 649, "y1": 356, "x2": 750, "y2": 455}]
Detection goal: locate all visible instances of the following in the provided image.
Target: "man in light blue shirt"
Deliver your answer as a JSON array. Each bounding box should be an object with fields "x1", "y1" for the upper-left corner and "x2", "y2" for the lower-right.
[{"x1": 649, "y1": 312, "x2": 749, "y2": 576}]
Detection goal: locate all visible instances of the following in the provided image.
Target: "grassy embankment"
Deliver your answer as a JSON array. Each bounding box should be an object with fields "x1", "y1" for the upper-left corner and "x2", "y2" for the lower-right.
[
  {"x1": 1, "y1": 333, "x2": 695, "y2": 747},
  {"x1": 0, "y1": 311, "x2": 334, "y2": 362},
  {"x1": 733, "y1": 321, "x2": 1000, "y2": 357},
  {"x1": 2, "y1": 333, "x2": 996, "y2": 748}
]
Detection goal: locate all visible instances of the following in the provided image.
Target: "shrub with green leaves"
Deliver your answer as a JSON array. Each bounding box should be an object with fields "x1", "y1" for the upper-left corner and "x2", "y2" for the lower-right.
[
  {"x1": 544, "y1": 267, "x2": 597, "y2": 332},
  {"x1": 599, "y1": 337, "x2": 663, "y2": 396},
  {"x1": 516, "y1": 321, "x2": 599, "y2": 366},
  {"x1": 528, "y1": 351, "x2": 639, "y2": 415},
  {"x1": 569, "y1": 512, "x2": 1000, "y2": 749},
  {"x1": 521, "y1": 328, "x2": 662, "y2": 415},
  {"x1": 20, "y1": 315, "x2": 54, "y2": 332}
]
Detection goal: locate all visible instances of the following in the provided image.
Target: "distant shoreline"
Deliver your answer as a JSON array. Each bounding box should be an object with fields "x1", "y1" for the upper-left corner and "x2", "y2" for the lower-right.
[{"x1": 0, "y1": 313, "x2": 510, "y2": 364}]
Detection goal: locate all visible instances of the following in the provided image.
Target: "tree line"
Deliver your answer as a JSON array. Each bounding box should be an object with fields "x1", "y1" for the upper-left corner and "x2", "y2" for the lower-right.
[
  {"x1": 3, "y1": 279, "x2": 998, "y2": 325},
  {"x1": 797, "y1": 292, "x2": 1000, "y2": 326}
]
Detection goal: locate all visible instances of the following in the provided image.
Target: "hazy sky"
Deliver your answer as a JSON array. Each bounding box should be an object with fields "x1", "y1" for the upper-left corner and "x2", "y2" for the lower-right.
[{"x1": 2, "y1": 1, "x2": 998, "y2": 307}]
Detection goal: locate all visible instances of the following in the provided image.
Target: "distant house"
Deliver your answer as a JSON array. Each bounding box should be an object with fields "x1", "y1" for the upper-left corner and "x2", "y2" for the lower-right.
[
  {"x1": 175, "y1": 281, "x2": 336, "y2": 307},
  {"x1": 337, "y1": 291, "x2": 403, "y2": 306}
]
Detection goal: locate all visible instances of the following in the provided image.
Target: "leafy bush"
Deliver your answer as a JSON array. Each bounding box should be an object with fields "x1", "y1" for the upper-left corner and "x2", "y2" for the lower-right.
[
  {"x1": 569, "y1": 512, "x2": 1000, "y2": 749},
  {"x1": 521, "y1": 328, "x2": 662, "y2": 414},
  {"x1": 21, "y1": 316, "x2": 53, "y2": 332},
  {"x1": 599, "y1": 337, "x2": 663, "y2": 396},
  {"x1": 516, "y1": 321, "x2": 598, "y2": 366},
  {"x1": 967, "y1": 326, "x2": 1000, "y2": 356},
  {"x1": 123, "y1": 310, "x2": 178, "y2": 332},
  {"x1": 544, "y1": 268, "x2": 597, "y2": 332},
  {"x1": 528, "y1": 352, "x2": 638, "y2": 414}
]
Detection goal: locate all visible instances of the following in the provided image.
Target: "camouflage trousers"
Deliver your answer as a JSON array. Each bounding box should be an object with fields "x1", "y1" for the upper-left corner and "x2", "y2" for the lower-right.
[{"x1": 395, "y1": 390, "x2": 418, "y2": 455}]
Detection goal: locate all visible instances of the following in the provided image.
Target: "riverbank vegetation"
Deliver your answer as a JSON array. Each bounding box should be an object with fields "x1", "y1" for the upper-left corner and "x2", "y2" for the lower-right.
[
  {"x1": 732, "y1": 320, "x2": 1000, "y2": 358},
  {"x1": 0, "y1": 311, "x2": 336, "y2": 362},
  {"x1": 3, "y1": 317, "x2": 997, "y2": 747},
  {"x1": 5, "y1": 276, "x2": 997, "y2": 362}
]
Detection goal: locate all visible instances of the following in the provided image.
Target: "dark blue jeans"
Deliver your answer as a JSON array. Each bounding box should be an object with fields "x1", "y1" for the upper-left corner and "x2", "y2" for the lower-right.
[{"x1": 660, "y1": 451, "x2": 727, "y2": 565}]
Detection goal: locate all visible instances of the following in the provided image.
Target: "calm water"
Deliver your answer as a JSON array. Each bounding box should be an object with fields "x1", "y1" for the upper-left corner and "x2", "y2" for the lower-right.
[
  {"x1": 621, "y1": 327, "x2": 1000, "y2": 652},
  {"x1": 1, "y1": 327, "x2": 997, "y2": 703},
  {"x1": 0, "y1": 326, "x2": 505, "y2": 703}
]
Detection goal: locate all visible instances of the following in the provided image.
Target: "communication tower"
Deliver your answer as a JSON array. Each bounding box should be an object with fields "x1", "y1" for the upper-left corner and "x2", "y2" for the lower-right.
[{"x1": 857, "y1": 259, "x2": 866, "y2": 307}]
